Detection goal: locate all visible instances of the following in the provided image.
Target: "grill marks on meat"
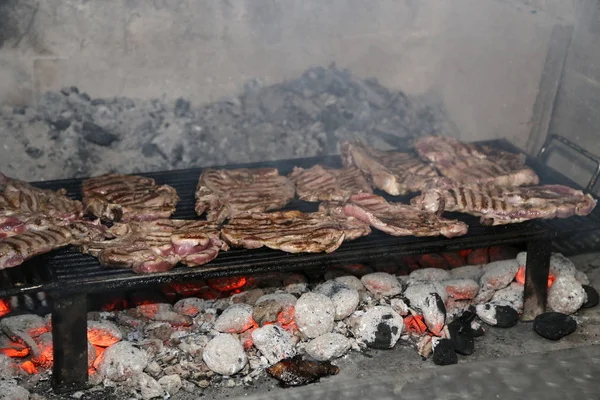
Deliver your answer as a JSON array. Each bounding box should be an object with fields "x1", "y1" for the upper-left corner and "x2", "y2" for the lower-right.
[
  {"x1": 321, "y1": 193, "x2": 468, "y2": 238},
  {"x1": 412, "y1": 184, "x2": 597, "y2": 225},
  {"x1": 83, "y1": 220, "x2": 227, "y2": 274},
  {"x1": 0, "y1": 221, "x2": 106, "y2": 270},
  {"x1": 341, "y1": 141, "x2": 440, "y2": 196},
  {"x1": 82, "y1": 174, "x2": 179, "y2": 222},
  {"x1": 288, "y1": 165, "x2": 372, "y2": 202},
  {"x1": 195, "y1": 168, "x2": 295, "y2": 223},
  {"x1": 221, "y1": 210, "x2": 371, "y2": 253},
  {"x1": 415, "y1": 136, "x2": 539, "y2": 187}
]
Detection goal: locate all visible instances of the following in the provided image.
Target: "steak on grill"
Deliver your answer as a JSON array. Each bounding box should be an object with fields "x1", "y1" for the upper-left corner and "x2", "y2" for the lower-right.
[
  {"x1": 411, "y1": 184, "x2": 597, "y2": 225},
  {"x1": 320, "y1": 193, "x2": 469, "y2": 238},
  {"x1": 83, "y1": 220, "x2": 227, "y2": 274},
  {"x1": 341, "y1": 141, "x2": 441, "y2": 196},
  {"x1": 195, "y1": 168, "x2": 295, "y2": 224},
  {"x1": 82, "y1": 174, "x2": 179, "y2": 222},
  {"x1": 288, "y1": 165, "x2": 372, "y2": 202},
  {"x1": 221, "y1": 210, "x2": 371, "y2": 253},
  {"x1": 0, "y1": 221, "x2": 106, "y2": 270},
  {"x1": 415, "y1": 136, "x2": 539, "y2": 187}
]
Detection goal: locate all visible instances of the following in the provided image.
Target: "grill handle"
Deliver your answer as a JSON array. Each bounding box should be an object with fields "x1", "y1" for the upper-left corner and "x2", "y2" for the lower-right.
[{"x1": 537, "y1": 133, "x2": 600, "y2": 191}]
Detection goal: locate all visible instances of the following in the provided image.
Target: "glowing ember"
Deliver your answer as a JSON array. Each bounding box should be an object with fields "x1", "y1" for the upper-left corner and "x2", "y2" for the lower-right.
[
  {"x1": 87, "y1": 328, "x2": 120, "y2": 347},
  {"x1": 102, "y1": 298, "x2": 128, "y2": 312},
  {"x1": 0, "y1": 298, "x2": 10, "y2": 317},
  {"x1": 459, "y1": 249, "x2": 473, "y2": 257},
  {"x1": 515, "y1": 267, "x2": 556, "y2": 288},
  {"x1": 467, "y1": 248, "x2": 489, "y2": 265},
  {"x1": 21, "y1": 361, "x2": 38, "y2": 375},
  {"x1": 164, "y1": 281, "x2": 205, "y2": 298},
  {"x1": 418, "y1": 254, "x2": 449, "y2": 270},
  {"x1": 277, "y1": 306, "x2": 295, "y2": 326},
  {"x1": 207, "y1": 276, "x2": 248, "y2": 292},
  {"x1": 0, "y1": 344, "x2": 29, "y2": 358},
  {"x1": 404, "y1": 315, "x2": 428, "y2": 335}
]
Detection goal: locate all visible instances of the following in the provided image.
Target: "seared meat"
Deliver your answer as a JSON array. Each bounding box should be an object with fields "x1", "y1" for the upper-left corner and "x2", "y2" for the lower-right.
[
  {"x1": 195, "y1": 168, "x2": 295, "y2": 223},
  {"x1": 415, "y1": 136, "x2": 539, "y2": 187},
  {"x1": 412, "y1": 184, "x2": 597, "y2": 225},
  {"x1": 341, "y1": 140, "x2": 440, "y2": 196},
  {"x1": 267, "y1": 356, "x2": 339, "y2": 387},
  {"x1": 321, "y1": 193, "x2": 468, "y2": 238},
  {"x1": 221, "y1": 210, "x2": 371, "y2": 253},
  {"x1": 288, "y1": 165, "x2": 372, "y2": 202},
  {"x1": 0, "y1": 172, "x2": 83, "y2": 222},
  {"x1": 0, "y1": 221, "x2": 106, "y2": 270},
  {"x1": 83, "y1": 220, "x2": 227, "y2": 274},
  {"x1": 82, "y1": 174, "x2": 179, "y2": 222}
]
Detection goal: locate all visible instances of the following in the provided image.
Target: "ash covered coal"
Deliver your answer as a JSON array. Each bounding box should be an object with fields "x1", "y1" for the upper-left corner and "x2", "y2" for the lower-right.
[{"x1": 0, "y1": 65, "x2": 452, "y2": 181}]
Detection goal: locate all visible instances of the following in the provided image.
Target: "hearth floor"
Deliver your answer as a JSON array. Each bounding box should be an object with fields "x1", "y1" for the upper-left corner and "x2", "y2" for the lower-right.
[{"x1": 32, "y1": 253, "x2": 600, "y2": 400}]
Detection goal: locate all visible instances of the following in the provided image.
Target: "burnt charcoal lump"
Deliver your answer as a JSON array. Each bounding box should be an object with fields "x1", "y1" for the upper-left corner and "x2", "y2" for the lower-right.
[
  {"x1": 267, "y1": 356, "x2": 339, "y2": 387},
  {"x1": 81, "y1": 121, "x2": 119, "y2": 146},
  {"x1": 447, "y1": 319, "x2": 474, "y2": 355},
  {"x1": 432, "y1": 339, "x2": 458, "y2": 366},
  {"x1": 582, "y1": 285, "x2": 599, "y2": 308},
  {"x1": 533, "y1": 312, "x2": 577, "y2": 341},
  {"x1": 475, "y1": 303, "x2": 519, "y2": 327}
]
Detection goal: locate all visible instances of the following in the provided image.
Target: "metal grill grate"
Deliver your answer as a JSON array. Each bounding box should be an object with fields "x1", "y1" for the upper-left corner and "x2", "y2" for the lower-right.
[{"x1": 1, "y1": 139, "x2": 599, "y2": 297}]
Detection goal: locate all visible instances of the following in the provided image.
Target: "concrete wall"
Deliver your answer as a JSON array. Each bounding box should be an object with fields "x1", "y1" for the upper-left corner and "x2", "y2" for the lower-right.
[{"x1": 0, "y1": 0, "x2": 577, "y2": 149}]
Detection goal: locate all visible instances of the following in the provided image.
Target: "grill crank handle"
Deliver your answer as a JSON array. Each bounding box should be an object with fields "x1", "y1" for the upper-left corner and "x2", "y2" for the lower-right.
[{"x1": 537, "y1": 133, "x2": 600, "y2": 192}]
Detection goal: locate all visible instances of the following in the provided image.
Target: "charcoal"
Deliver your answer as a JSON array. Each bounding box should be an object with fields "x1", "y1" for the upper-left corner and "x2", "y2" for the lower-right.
[
  {"x1": 533, "y1": 312, "x2": 577, "y2": 341},
  {"x1": 447, "y1": 319, "x2": 474, "y2": 355},
  {"x1": 49, "y1": 118, "x2": 71, "y2": 131},
  {"x1": 432, "y1": 339, "x2": 457, "y2": 365},
  {"x1": 81, "y1": 121, "x2": 119, "y2": 146},
  {"x1": 267, "y1": 356, "x2": 339, "y2": 387},
  {"x1": 476, "y1": 303, "x2": 519, "y2": 327},
  {"x1": 582, "y1": 285, "x2": 599, "y2": 308}
]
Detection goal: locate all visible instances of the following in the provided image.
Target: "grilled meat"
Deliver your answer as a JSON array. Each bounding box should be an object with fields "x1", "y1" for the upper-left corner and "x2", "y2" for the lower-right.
[
  {"x1": 0, "y1": 172, "x2": 84, "y2": 222},
  {"x1": 221, "y1": 210, "x2": 371, "y2": 254},
  {"x1": 412, "y1": 184, "x2": 597, "y2": 225},
  {"x1": 82, "y1": 174, "x2": 179, "y2": 222},
  {"x1": 415, "y1": 136, "x2": 539, "y2": 186},
  {"x1": 321, "y1": 193, "x2": 468, "y2": 238},
  {"x1": 267, "y1": 356, "x2": 339, "y2": 387},
  {"x1": 195, "y1": 168, "x2": 295, "y2": 223},
  {"x1": 83, "y1": 220, "x2": 227, "y2": 274},
  {"x1": 0, "y1": 221, "x2": 106, "y2": 270},
  {"x1": 288, "y1": 165, "x2": 372, "y2": 202},
  {"x1": 341, "y1": 140, "x2": 441, "y2": 196}
]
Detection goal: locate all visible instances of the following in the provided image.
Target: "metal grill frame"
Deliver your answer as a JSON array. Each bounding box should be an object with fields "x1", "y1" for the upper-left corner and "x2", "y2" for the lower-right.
[{"x1": 2, "y1": 138, "x2": 599, "y2": 392}]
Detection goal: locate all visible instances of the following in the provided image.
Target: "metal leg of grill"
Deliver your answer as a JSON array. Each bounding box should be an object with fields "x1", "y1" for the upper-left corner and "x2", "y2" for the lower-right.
[
  {"x1": 51, "y1": 293, "x2": 89, "y2": 393},
  {"x1": 521, "y1": 238, "x2": 552, "y2": 321}
]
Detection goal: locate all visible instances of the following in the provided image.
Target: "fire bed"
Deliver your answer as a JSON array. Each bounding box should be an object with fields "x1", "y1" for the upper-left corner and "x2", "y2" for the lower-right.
[{"x1": 1, "y1": 135, "x2": 599, "y2": 392}]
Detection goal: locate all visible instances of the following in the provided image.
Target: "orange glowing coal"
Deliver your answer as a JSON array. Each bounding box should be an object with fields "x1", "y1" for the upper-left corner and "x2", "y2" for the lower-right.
[
  {"x1": 404, "y1": 315, "x2": 428, "y2": 336},
  {"x1": 207, "y1": 276, "x2": 248, "y2": 292},
  {"x1": 0, "y1": 345, "x2": 29, "y2": 358},
  {"x1": 165, "y1": 281, "x2": 205, "y2": 297},
  {"x1": 21, "y1": 361, "x2": 38, "y2": 375},
  {"x1": 87, "y1": 328, "x2": 120, "y2": 347},
  {"x1": 0, "y1": 298, "x2": 10, "y2": 317},
  {"x1": 515, "y1": 267, "x2": 556, "y2": 288},
  {"x1": 102, "y1": 298, "x2": 128, "y2": 312}
]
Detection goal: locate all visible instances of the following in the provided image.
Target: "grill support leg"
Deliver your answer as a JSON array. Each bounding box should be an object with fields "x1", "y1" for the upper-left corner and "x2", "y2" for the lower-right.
[
  {"x1": 521, "y1": 238, "x2": 552, "y2": 321},
  {"x1": 51, "y1": 293, "x2": 89, "y2": 393}
]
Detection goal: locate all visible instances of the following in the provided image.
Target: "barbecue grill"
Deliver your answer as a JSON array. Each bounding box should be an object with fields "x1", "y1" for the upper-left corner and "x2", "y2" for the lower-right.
[{"x1": 1, "y1": 136, "x2": 599, "y2": 392}]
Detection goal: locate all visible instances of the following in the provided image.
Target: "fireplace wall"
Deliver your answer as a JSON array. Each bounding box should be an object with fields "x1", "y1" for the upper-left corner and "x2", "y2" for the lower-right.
[{"x1": 0, "y1": 0, "x2": 576, "y2": 146}]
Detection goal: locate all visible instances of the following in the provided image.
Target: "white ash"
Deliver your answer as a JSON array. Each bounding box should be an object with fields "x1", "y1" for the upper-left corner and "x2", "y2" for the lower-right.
[
  {"x1": 251, "y1": 325, "x2": 296, "y2": 365},
  {"x1": 144, "y1": 322, "x2": 174, "y2": 341},
  {"x1": 305, "y1": 332, "x2": 351, "y2": 361},
  {"x1": 575, "y1": 270, "x2": 590, "y2": 285},
  {"x1": 144, "y1": 360, "x2": 162, "y2": 378},
  {"x1": 350, "y1": 306, "x2": 403, "y2": 349},
  {"x1": 1, "y1": 314, "x2": 47, "y2": 338},
  {"x1": 135, "y1": 372, "x2": 164, "y2": 400},
  {"x1": 417, "y1": 335, "x2": 433, "y2": 358},
  {"x1": 97, "y1": 341, "x2": 149, "y2": 382},
  {"x1": 314, "y1": 281, "x2": 360, "y2": 320},
  {"x1": 87, "y1": 320, "x2": 122, "y2": 346},
  {"x1": 491, "y1": 282, "x2": 524, "y2": 313},
  {"x1": 518, "y1": 252, "x2": 578, "y2": 278},
  {"x1": 0, "y1": 379, "x2": 30, "y2": 400},
  {"x1": 445, "y1": 299, "x2": 473, "y2": 322},
  {"x1": 335, "y1": 275, "x2": 365, "y2": 292},
  {"x1": 174, "y1": 298, "x2": 206, "y2": 317},
  {"x1": 409, "y1": 268, "x2": 451, "y2": 282},
  {"x1": 441, "y1": 279, "x2": 479, "y2": 300},
  {"x1": 231, "y1": 289, "x2": 265, "y2": 306},
  {"x1": 137, "y1": 303, "x2": 173, "y2": 318},
  {"x1": 213, "y1": 298, "x2": 234, "y2": 313},
  {"x1": 547, "y1": 275, "x2": 586, "y2": 315},
  {"x1": 202, "y1": 334, "x2": 247, "y2": 376},
  {"x1": 214, "y1": 304, "x2": 255, "y2": 333},
  {"x1": 177, "y1": 334, "x2": 211, "y2": 359},
  {"x1": 420, "y1": 293, "x2": 447, "y2": 336},
  {"x1": 450, "y1": 265, "x2": 484, "y2": 281},
  {"x1": 283, "y1": 274, "x2": 309, "y2": 295},
  {"x1": 475, "y1": 303, "x2": 499, "y2": 326},
  {"x1": 255, "y1": 293, "x2": 297, "y2": 308},
  {"x1": 158, "y1": 374, "x2": 182, "y2": 396},
  {"x1": 479, "y1": 260, "x2": 519, "y2": 292},
  {"x1": 295, "y1": 292, "x2": 335, "y2": 338},
  {"x1": 390, "y1": 298, "x2": 410, "y2": 316},
  {"x1": 361, "y1": 273, "x2": 403, "y2": 297},
  {"x1": 403, "y1": 282, "x2": 449, "y2": 308}
]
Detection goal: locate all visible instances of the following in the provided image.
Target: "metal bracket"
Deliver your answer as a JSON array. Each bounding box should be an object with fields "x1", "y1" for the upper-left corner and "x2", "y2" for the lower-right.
[{"x1": 537, "y1": 133, "x2": 600, "y2": 191}]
